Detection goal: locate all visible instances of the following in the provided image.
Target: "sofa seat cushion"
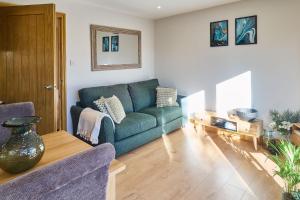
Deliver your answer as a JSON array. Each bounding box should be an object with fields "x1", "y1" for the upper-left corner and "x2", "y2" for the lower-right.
[
  {"x1": 140, "y1": 106, "x2": 182, "y2": 126},
  {"x1": 115, "y1": 112, "x2": 157, "y2": 141}
]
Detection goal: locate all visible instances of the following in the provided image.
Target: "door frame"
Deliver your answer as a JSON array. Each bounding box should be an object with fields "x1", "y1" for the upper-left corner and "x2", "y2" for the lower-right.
[{"x1": 56, "y1": 12, "x2": 67, "y2": 130}]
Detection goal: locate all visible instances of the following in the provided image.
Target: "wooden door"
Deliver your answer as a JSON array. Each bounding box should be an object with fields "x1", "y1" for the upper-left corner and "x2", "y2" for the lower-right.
[{"x1": 0, "y1": 4, "x2": 57, "y2": 134}]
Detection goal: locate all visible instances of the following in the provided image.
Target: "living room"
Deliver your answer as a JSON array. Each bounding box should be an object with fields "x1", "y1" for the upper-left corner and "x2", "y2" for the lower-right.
[{"x1": 0, "y1": 0, "x2": 300, "y2": 199}]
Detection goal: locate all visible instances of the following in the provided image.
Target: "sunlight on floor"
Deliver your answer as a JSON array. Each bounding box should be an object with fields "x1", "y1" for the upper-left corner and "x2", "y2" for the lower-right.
[
  {"x1": 250, "y1": 152, "x2": 284, "y2": 188},
  {"x1": 203, "y1": 132, "x2": 257, "y2": 197},
  {"x1": 162, "y1": 134, "x2": 175, "y2": 161},
  {"x1": 217, "y1": 131, "x2": 284, "y2": 190}
]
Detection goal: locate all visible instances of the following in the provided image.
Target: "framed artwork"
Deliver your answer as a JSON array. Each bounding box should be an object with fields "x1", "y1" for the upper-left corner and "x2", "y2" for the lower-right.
[
  {"x1": 235, "y1": 15, "x2": 257, "y2": 45},
  {"x1": 102, "y1": 36, "x2": 109, "y2": 52},
  {"x1": 210, "y1": 20, "x2": 228, "y2": 47},
  {"x1": 111, "y1": 35, "x2": 119, "y2": 52}
]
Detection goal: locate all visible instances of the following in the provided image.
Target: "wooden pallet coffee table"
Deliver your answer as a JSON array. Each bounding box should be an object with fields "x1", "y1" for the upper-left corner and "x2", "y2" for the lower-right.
[{"x1": 191, "y1": 111, "x2": 263, "y2": 150}]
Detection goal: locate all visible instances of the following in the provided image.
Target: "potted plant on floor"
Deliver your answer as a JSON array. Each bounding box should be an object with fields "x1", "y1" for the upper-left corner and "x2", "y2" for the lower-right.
[
  {"x1": 267, "y1": 110, "x2": 300, "y2": 154},
  {"x1": 269, "y1": 140, "x2": 300, "y2": 200}
]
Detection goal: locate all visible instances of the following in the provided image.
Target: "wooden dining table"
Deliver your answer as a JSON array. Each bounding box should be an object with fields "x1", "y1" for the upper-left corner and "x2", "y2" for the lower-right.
[{"x1": 0, "y1": 131, "x2": 126, "y2": 200}]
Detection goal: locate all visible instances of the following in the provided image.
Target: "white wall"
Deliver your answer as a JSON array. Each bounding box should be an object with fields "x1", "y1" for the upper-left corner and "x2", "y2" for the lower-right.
[
  {"x1": 8, "y1": 0, "x2": 155, "y2": 132},
  {"x1": 155, "y1": 0, "x2": 300, "y2": 123}
]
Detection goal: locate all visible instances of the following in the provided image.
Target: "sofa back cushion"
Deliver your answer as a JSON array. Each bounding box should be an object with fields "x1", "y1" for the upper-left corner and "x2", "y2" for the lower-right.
[
  {"x1": 128, "y1": 79, "x2": 159, "y2": 111},
  {"x1": 79, "y1": 84, "x2": 133, "y2": 113}
]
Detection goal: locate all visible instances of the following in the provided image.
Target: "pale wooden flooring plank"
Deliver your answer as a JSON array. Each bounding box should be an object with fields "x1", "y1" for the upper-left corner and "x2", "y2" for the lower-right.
[{"x1": 116, "y1": 125, "x2": 281, "y2": 200}]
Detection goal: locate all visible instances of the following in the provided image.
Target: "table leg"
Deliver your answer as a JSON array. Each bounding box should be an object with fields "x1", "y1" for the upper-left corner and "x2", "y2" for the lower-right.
[
  {"x1": 253, "y1": 136, "x2": 258, "y2": 151},
  {"x1": 106, "y1": 174, "x2": 116, "y2": 200}
]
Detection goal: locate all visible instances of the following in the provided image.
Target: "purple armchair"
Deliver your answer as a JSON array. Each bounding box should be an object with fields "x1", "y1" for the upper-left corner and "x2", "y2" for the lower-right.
[
  {"x1": 0, "y1": 143, "x2": 115, "y2": 200},
  {"x1": 0, "y1": 102, "x2": 115, "y2": 200}
]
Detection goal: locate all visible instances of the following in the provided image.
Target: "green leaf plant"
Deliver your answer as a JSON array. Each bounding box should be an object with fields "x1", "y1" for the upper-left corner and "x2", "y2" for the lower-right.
[{"x1": 269, "y1": 140, "x2": 300, "y2": 194}]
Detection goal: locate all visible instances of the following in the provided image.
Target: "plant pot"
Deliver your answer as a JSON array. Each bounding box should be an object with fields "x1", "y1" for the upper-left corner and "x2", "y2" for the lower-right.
[
  {"x1": 0, "y1": 116, "x2": 45, "y2": 174},
  {"x1": 282, "y1": 193, "x2": 295, "y2": 200}
]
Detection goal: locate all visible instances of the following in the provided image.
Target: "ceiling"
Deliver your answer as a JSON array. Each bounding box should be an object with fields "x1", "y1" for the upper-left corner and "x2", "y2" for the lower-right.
[{"x1": 80, "y1": 0, "x2": 242, "y2": 20}]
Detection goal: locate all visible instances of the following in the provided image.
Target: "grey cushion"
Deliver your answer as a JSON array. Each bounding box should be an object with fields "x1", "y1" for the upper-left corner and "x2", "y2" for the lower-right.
[
  {"x1": 79, "y1": 84, "x2": 133, "y2": 113},
  {"x1": 115, "y1": 112, "x2": 157, "y2": 141},
  {"x1": 128, "y1": 79, "x2": 159, "y2": 111},
  {"x1": 140, "y1": 106, "x2": 182, "y2": 126}
]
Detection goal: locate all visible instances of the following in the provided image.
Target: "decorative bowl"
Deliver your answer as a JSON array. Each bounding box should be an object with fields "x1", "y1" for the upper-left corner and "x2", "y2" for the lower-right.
[{"x1": 235, "y1": 108, "x2": 258, "y2": 122}]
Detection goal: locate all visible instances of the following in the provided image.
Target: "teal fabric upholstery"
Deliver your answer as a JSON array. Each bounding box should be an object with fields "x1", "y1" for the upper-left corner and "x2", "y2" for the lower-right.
[
  {"x1": 78, "y1": 84, "x2": 133, "y2": 113},
  {"x1": 71, "y1": 79, "x2": 184, "y2": 157},
  {"x1": 128, "y1": 79, "x2": 159, "y2": 111},
  {"x1": 140, "y1": 106, "x2": 182, "y2": 126},
  {"x1": 115, "y1": 117, "x2": 182, "y2": 156},
  {"x1": 115, "y1": 112, "x2": 157, "y2": 141}
]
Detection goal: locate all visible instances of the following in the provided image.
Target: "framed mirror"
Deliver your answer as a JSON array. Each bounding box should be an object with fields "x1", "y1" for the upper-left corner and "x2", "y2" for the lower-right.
[{"x1": 90, "y1": 25, "x2": 141, "y2": 71}]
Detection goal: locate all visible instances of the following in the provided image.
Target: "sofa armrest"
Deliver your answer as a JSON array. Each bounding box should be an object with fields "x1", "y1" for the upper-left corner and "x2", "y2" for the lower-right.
[
  {"x1": 70, "y1": 105, "x2": 84, "y2": 134},
  {"x1": 177, "y1": 95, "x2": 186, "y2": 107},
  {"x1": 99, "y1": 117, "x2": 115, "y2": 145},
  {"x1": 70, "y1": 106, "x2": 115, "y2": 145}
]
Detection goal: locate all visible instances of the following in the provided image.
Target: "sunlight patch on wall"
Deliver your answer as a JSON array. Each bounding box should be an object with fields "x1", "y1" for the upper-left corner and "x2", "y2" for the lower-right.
[
  {"x1": 216, "y1": 71, "x2": 252, "y2": 117},
  {"x1": 181, "y1": 90, "x2": 206, "y2": 119}
]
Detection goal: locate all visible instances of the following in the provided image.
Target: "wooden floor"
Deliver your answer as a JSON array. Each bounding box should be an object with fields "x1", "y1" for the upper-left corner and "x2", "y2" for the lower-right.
[{"x1": 116, "y1": 125, "x2": 282, "y2": 200}]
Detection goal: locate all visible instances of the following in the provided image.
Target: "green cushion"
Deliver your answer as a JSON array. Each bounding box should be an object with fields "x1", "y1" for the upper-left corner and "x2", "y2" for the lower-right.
[
  {"x1": 78, "y1": 84, "x2": 133, "y2": 113},
  {"x1": 128, "y1": 79, "x2": 159, "y2": 111},
  {"x1": 140, "y1": 106, "x2": 182, "y2": 126},
  {"x1": 115, "y1": 112, "x2": 157, "y2": 141}
]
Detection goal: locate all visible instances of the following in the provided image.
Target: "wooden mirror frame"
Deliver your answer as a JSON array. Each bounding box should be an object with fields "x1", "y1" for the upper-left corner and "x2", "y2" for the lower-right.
[{"x1": 90, "y1": 24, "x2": 142, "y2": 71}]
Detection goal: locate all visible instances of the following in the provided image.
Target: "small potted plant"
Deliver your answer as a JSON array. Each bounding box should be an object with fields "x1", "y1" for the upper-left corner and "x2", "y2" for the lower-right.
[
  {"x1": 267, "y1": 110, "x2": 300, "y2": 154},
  {"x1": 269, "y1": 140, "x2": 300, "y2": 200},
  {"x1": 269, "y1": 110, "x2": 300, "y2": 139}
]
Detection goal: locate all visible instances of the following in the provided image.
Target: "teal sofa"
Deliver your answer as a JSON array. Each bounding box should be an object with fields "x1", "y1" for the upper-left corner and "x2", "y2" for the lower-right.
[{"x1": 71, "y1": 79, "x2": 184, "y2": 157}]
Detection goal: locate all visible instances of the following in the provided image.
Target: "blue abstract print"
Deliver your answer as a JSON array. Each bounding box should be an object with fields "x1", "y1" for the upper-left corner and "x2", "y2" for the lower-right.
[
  {"x1": 236, "y1": 16, "x2": 257, "y2": 45},
  {"x1": 210, "y1": 20, "x2": 228, "y2": 47}
]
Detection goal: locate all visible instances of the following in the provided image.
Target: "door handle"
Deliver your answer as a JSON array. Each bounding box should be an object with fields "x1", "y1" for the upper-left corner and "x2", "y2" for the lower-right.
[{"x1": 44, "y1": 85, "x2": 56, "y2": 90}]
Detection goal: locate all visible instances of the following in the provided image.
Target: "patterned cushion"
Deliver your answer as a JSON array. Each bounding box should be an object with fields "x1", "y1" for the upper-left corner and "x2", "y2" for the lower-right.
[
  {"x1": 93, "y1": 97, "x2": 109, "y2": 114},
  {"x1": 156, "y1": 87, "x2": 179, "y2": 108},
  {"x1": 105, "y1": 95, "x2": 126, "y2": 124}
]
